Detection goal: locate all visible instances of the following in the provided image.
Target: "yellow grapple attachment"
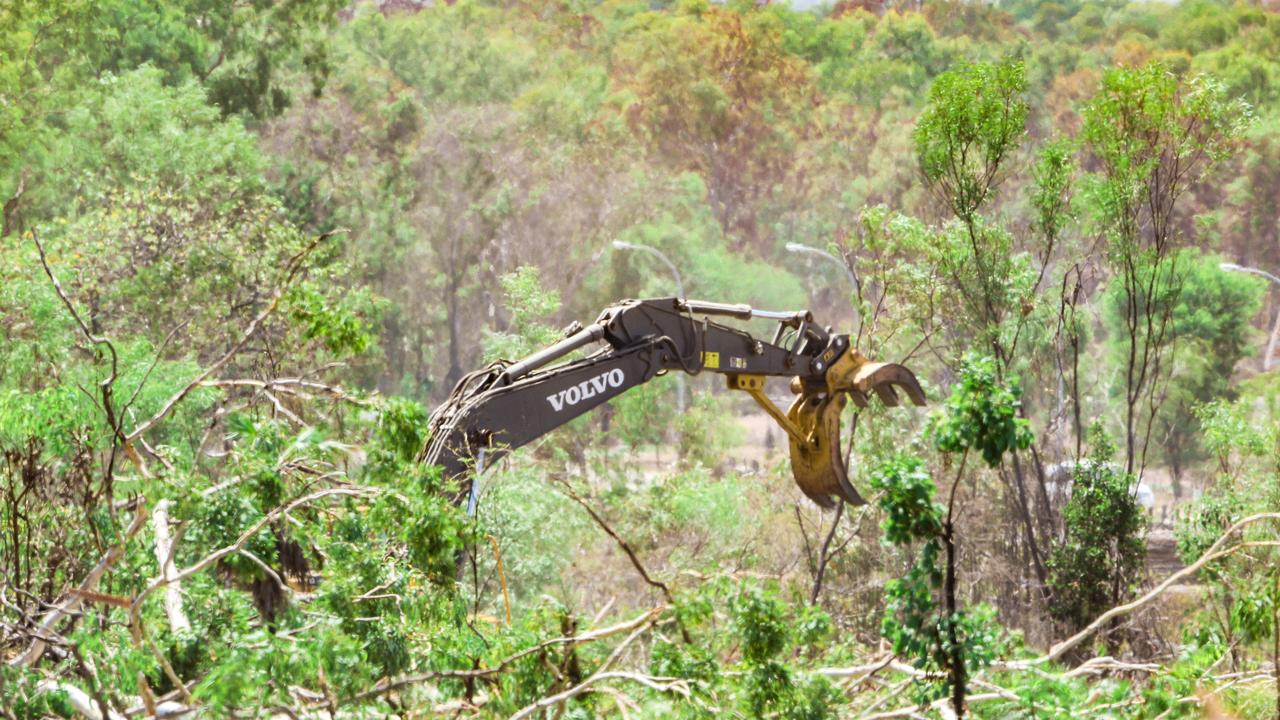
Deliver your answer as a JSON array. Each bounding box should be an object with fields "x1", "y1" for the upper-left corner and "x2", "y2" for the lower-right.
[{"x1": 727, "y1": 349, "x2": 926, "y2": 508}]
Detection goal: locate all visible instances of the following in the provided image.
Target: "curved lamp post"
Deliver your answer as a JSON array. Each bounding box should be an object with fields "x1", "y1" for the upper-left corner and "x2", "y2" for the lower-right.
[
  {"x1": 612, "y1": 240, "x2": 685, "y2": 299},
  {"x1": 1220, "y1": 262, "x2": 1280, "y2": 371},
  {"x1": 785, "y1": 242, "x2": 861, "y2": 333},
  {"x1": 613, "y1": 240, "x2": 686, "y2": 412}
]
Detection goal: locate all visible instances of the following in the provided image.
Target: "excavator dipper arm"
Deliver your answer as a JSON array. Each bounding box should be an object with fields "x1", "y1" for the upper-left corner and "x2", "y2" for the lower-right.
[{"x1": 420, "y1": 298, "x2": 925, "y2": 508}]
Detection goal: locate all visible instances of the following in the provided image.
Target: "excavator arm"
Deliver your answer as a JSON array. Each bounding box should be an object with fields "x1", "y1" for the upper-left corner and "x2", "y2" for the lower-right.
[{"x1": 420, "y1": 298, "x2": 925, "y2": 508}]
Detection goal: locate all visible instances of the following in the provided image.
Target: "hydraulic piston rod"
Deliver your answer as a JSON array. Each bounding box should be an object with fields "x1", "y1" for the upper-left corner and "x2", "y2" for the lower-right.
[
  {"x1": 501, "y1": 323, "x2": 606, "y2": 383},
  {"x1": 676, "y1": 299, "x2": 811, "y2": 324}
]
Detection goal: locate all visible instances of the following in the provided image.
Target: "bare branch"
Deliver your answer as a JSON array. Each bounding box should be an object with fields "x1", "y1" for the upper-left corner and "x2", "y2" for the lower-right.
[
  {"x1": 549, "y1": 475, "x2": 674, "y2": 604},
  {"x1": 150, "y1": 500, "x2": 189, "y2": 635},
  {"x1": 10, "y1": 501, "x2": 148, "y2": 667}
]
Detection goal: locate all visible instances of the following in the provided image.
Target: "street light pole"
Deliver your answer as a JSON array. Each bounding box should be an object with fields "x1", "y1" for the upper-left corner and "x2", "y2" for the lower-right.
[
  {"x1": 785, "y1": 242, "x2": 861, "y2": 333},
  {"x1": 613, "y1": 240, "x2": 685, "y2": 299},
  {"x1": 613, "y1": 240, "x2": 687, "y2": 412},
  {"x1": 1220, "y1": 262, "x2": 1280, "y2": 371}
]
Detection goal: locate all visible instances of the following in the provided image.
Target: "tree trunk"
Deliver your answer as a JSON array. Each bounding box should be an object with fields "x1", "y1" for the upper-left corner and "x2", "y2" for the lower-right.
[{"x1": 943, "y1": 521, "x2": 966, "y2": 718}]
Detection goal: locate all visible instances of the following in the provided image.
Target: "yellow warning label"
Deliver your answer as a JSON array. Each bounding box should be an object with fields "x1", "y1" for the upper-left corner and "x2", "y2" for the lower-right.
[{"x1": 702, "y1": 351, "x2": 720, "y2": 369}]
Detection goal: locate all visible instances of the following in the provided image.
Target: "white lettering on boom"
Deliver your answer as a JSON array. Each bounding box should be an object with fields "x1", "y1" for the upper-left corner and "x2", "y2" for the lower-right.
[{"x1": 546, "y1": 368, "x2": 625, "y2": 411}]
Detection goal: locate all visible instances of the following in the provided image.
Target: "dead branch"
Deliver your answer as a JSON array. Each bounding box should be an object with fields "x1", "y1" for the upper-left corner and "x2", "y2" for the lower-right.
[
  {"x1": 9, "y1": 501, "x2": 148, "y2": 667},
  {"x1": 150, "y1": 500, "x2": 189, "y2": 635},
  {"x1": 548, "y1": 475, "x2": 674, "y2": 604}
]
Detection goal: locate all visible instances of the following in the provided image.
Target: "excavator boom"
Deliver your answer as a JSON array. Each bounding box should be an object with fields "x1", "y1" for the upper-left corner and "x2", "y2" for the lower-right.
[{"x1": 421, "y1": 298, "x2": 925, "y2": 508}]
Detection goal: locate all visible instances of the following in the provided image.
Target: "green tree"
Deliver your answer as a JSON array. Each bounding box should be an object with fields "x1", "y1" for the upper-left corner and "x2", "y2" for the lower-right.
[
  {"x1": 1081, "y1": 60, "x2": 1250, "y2": 474},
  {"x1": 70, "y1": 0, "x2": 342, "y2": 117},
  {"x1": 915, "y1": 58, "x2": 1041, "y2": 367},
  {"x1": 874, "y1": 356, "x2": 1028, "y2": 717},
  {"x1": 1119, "y1": 251, "x2": 1264, "y2": 496},
  {"x1": 1046, "y1": 425, "x2": 1147, "y2": 641}
]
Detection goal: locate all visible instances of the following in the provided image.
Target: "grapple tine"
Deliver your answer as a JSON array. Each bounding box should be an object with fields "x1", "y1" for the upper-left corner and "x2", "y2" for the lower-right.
[
  {"x1": 850, "y1": 361, "x2": 927, "y2": 407},
  {"x1": 871, "y1": 384, "x2": 901, "y2": 406},
  {"x1": 787, "y1": 392, "x2": 866, "y2": 507},
  {"x1": 727, "y1": 344, "x2": 925, "y2": 509},
  {"x1": 782, "y1": 348, "x2": 927, "y2": 507}
]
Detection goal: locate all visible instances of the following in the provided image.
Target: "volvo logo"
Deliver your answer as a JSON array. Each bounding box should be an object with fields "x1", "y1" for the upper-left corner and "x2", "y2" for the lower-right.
[{"x1": 546, "y1": 368, "x2": 625, "y2": 411}]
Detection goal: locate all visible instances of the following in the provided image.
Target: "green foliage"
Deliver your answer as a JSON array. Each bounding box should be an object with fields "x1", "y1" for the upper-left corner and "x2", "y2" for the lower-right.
[
  {"x1": 611, "y1": 380, "x2": 675, "y2": 450},
  {"x1": 929, "y1": 355, "x2": 1034, "y2": 467},
  {"x1": 1046, "y1": 425, "x2": 1148, "y2": 633},
  {"x1": 1196, "y1": 398, "x2": 1272, "y2": 478},
  {"x1": 88, "y1": 0, "x2": 342, "y2": 118},
  {"x1": 9, "y1": 0, "x2": 1280, "y2": 715},
  {"x1": 728, "y1": 583, "x2": 838, "y2": 719},
  {"x1": 870, "y1": 454, "x2": 944, "y2": 544},
  {"x1": 1174, "y1": 393, "x2": 1280, "y2": 669},
  {"x1": 475, "y1": 466, "x2": 587, "y2": 605},
  {"x1": 346, "y1": 2, "x2": 535, "y2": 108},
  {"x1": 870, "y1": 454, "x2": 1003, "y2": 705},
  {"x1": 675, "y1": 392, "x2": 743, "y2": 468},
  {"x1": 1100, "y1": 249, "x2": 1264, "y2": 483},
  {"x1": 873, "y1": 355, "x2": 1028, "y2": 714},
  {"x1": 483, "y1": 266, "x2": 563, "y2": 363},
  {"x1": 1152, "y1": 252, "x2": 1263, "y2": 480},
  {"x1": 731, "y1": 584, "x2": 791, "y2": 664},
  {"x1": 1081, "y1": 61, "x2": 1250, "y2": 247},
  {"x1": 286, "y1": 280, "x2": 381, "y2": 356},
  {"x1": 1030, "y1": 137, "x2": 1076, "y2": 244},
  {"x1": 916, "y1": 59, "x2": 1028, "y2": 221}
]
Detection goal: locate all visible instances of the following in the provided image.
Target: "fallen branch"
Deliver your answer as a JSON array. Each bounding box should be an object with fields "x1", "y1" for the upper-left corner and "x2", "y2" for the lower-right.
[
  {"x1": 514, "y1": 671, "x2": 690, "y2": 719},
  {"x1": 510, "y1": 612, "x2": 672, "y2": 720},
  {"x1": 34, "y1": 681, "x2": 125, "y2": 720},
  {"x1": 816, "y1": 653, "x2": 899, "y2": 680},
  {"x1": 347, "y1": 605, "x2": 666, "y2": 703},
  {"x1": 151, "y1": 500, "x2": 190, "y2": 635},
  {"x1": 1011, "y1": 513, "x2": 1280, "y2": 667},
  {"x1": 200, "y1": 377, "x2": 371, "y2": 406}
]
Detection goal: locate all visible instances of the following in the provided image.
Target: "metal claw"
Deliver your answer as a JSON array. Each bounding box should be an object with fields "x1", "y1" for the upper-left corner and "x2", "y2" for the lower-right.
[{"x1": 785, "y1": 348, "x2": 926, "y2": 507}]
